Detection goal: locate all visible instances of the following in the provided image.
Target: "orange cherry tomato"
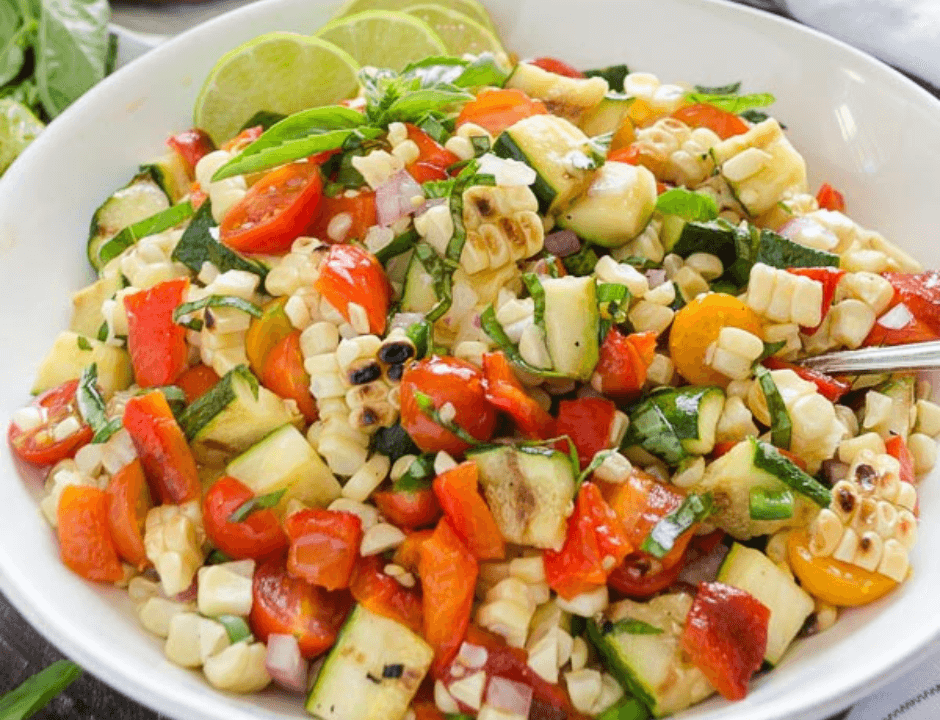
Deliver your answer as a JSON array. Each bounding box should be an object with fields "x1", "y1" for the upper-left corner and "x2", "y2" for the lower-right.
[
  {"x1": 221, "y1": 125, "x2": 263, "y2": 153},
  {"x1": 245, "y1": 297, "x2": 294, "y2": 376},
  {"x1": 203, "y1": 476, "x2": 288, "y2": 560},
  {"x1": 399, "y1": 356, "x2": 498, "y2": 455},
  {"x1": 433, "y1": 461, "x2": 506, "y2": 561},
  {"x1": 456, "y1": 88, "x2": 548, "y2": 136},
  {"x1": 816, "y1": 183, "x2": 846, "y2": 212},
  {"x1": 285, "y1": 508, "x2": 363, "y2": 591},
  {"x1": 124, "y1": 277, "x2": 190, "y2": 388},
  {"x1": 105, "y1": 459, "x2": 153, "y2": 570},
  {"x1": 250, "y1": 556, "x2": 352, "y2": 659},
  {"x1": 530, "y1": 57, "x2": 585, "y2": 78},
  {"x1": 57, "y1": 485, "x2": 124, "y2": 583},
  {"x1": 220, "y1": 161, "x2": 324, "y2": 254},
  {"x1": 8, "y1": 380, "x2": 92, "y2": 466},
  {"x1": 788, "y1": 530, "x2": 897, "y2": 607},
  {"x1": 307, "y1": 191, "x2": 377, "y2": 244},
  {"x1": 261, "y1": 331, "x2": 318, "y2": 422},
  {"x1": 672, "y1": 103, "x2": 749, "y2": 140},
  {"x1": 174, "y1": 363, "x2": 220, "y2": 404},
  {"x1": 315, "y1": 244, "x2": 391, "y2": 336}
]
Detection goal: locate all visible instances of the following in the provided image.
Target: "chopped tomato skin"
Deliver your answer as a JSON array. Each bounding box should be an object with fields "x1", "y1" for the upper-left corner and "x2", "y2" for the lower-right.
[
  {"x1": 167, "y1": 128, "x2": 215, "y2": 173},
  {"x1": 124, "y1": 277, "x2": 190, "y2": 388},
  {"x1": 261, "y1": 331, "x2": 318, "y2": 422},
  {"x1": 816, "y1": 183, "x2": 846, "y2": 212},
  {"x1": 592, "y1": 329, "x2": 657, "y2": 399},
  {"x1": 57, "y1": 485, "x2": 124, "y2": 583},
  {"x1": 285, "y1": 509, "x2": 363, "y2": 591},
  {"x1": 456, "y1": 88, "x2": 548, "y2": 136},
  {"x1": 373, "y1": 487, "x2": 441, "y2": 529},
  {"x1": 245, "y1": 297, "x2": 294, "y2": 376},
  {"x1": 555, "y1": 397, "x2": 618, "y2": 469},
  {"x1": 681, "y1": 581, "x2": 770, "y2": 700},
  {"x1": 482, "y1": 351, "x2": 555, "y2": 440},
  {"x1": 608, "y1": 550, "x2": 687, "y2": 598},
  {"x1": 433, "y1": 462, "x2": 505, "y2": 561},
  {"x1": 106, "y1": 459, "x2": 152, "y2": 570},
  {"x1": 530, "y1": 57, "x2": 585, "y2": 78},
  {"x1": 204, "y1": 476, "x2": 288, "y2": 561},
  {"x1": 250, "y1": 557, "x2": 352, "y2": 659},
  {"x1": 8, "y1": 380, "x2": 92, "y2": 466},
  {"x1": 886, "y1": 435, "x2": 917, "y2": 488},
  {"x1": 672, "y1": 103, "x2": 749, "y2": 140},
  {"x1": 786, "y1": 267, "x2": 845, "y2": 334},
  {"x1": 307, "y1": 191, "x2": 377, "y2": 244},
  {"x1": 350, "y1": 554, "x2": 424, "y2": 634},
  {"x1": 314, "y1": 244, "x2": 391, "y2": 336},
  {"x1": 761, "y1": 358, "x2": 851, "y2": 402},
  {"x1": 122, "y1": 391, "x2": 201, "y2": 505},
  {"x1": 405, "y1": 124, "x2": 459, "y2": 179},
  {"x1": 220, "y1": 161, "x2": 324, "y2": 254},
  {"x1": 400, "y1": 356, "x2": 498, "y2": 455},
  {"x1": 174, "y1": 363, "x2": 220, "y2": 404}
]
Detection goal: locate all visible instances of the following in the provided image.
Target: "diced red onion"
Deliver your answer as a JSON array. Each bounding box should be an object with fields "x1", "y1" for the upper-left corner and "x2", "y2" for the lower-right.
[
  {"x1": 646, "y1": 269, "x2": 667, "y2": 288},
  {"x1": 265, "y1": 634, "x2": 309, "y2": 693},
  {"x1": 543, "y1": 230, "x2": 581, "y2": 258},
  {"x1": 778, "y1": 217, "x2": 838, "y2": 252},
  {"x1": 485, "y1": 676, "x2": 533, "y2": 717},
  {"x1": 878, "y1": 303, "x2": 914, "y2": 330},
  {"x1": 457, "y1": 642, "x2": 488, "y2": 670},
  {"x1": 677, "y1": 543, "x2": 729, "y2": 586},
  {"x1": 173, "y1": 581, "x2": 198, "y2": 604},
  {"x1": 376, "y1": 170, "x2": 425, "y2": 226}
]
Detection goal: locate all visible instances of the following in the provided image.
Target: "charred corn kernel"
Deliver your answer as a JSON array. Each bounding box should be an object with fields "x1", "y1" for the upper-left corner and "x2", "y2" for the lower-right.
[
  {"x1": 435, "y1": 680, "x2": 461, "y2": 714},
  {"x1": 341, "y1": 455, "x2": 390, "y2": 502},
  {"x1": 138, "y1": 597, "x2": 195, "y2": 638},
  {"x1": 202, "y1": 641, "x2": 271, "y2": 694},
  {"x1": 197, "y1": 563, "x2": 254, "y2": 617},
  {"x1": 569, "y1": 636, "x2": 589, "y2": 672},
  {"x1": 360, "y1": 522, "x2": 406, "y2": 556},
  {"x1": 853, "y1": 531, "x2": 884, "y2": 572},
  {"x1": 565, "y1": 669, "x2": 603, "y2": 714},
  {"x1": 556, "y1": 585, "x2": 609, "y2": 617},
  {"x1": 907, "y1": 433, "x2": 937, "y2": 474},
  {"x1": 144, "y1": 503, "x2": 205, "y2": 597},
  {"x1": 878, "y1": 539, "x2": 910, "y2": 582},
  {"x1": 460, "y1": 184, "x2": 543, "y2": 273}
]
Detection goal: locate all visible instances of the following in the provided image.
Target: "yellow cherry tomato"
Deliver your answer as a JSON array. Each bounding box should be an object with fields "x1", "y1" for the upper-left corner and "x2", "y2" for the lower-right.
[
  {"x1": 668, "y1": 293, "x2": 764, "y2": 387},
  {"x1": 787, "y1": 530, "x2": 898, "y2": 607},
  {"x1": 245, "y1": 297, "x2": 294, "y2": 376}
]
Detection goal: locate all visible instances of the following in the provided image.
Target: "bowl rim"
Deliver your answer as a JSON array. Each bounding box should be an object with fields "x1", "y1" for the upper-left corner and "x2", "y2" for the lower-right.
[{"x1": 2, "y1": 1, "x2": 940, "y2": 719}]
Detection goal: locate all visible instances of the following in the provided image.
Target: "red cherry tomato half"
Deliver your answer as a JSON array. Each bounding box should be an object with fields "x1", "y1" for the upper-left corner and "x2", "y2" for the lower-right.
[
  {"x1": 672, "y1": 103, "x2": 749, "y2": 140},
  {"x1": 167, "y1": 128, "x2": 216, "y2": 173},
  {"x1": 220, "y1": 161, "x2": 324, "y2": 254},
  {"x1": 8, "y1": 380, "x2": 92, "y2": 466},
  {"x1": 314, "y1": 244, "x2": 392, "y2": 336},
  {"x1": 530, "y1": 57, "x2": 585, "y2": 78},
  {"x1": 204, "y1": 476, "x2": 288, "y2": 560}
]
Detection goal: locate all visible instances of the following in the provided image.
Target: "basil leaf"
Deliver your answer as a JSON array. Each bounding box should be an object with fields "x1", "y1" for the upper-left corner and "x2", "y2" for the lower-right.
[
  {"x1": 0, "y1": 659, "x2": 81, "y2": 720},
  {"x1": 641, "y1": 493, "x2": 713, "y2": 558},
  {"x1": 480, "y1": 305, "x2": 568, "y2": 379},
  {"x1": 450, "y1": 53, "x2": 509, "y2": 88},
  {"x1": 228, "y1": 488, "x2": 287, "y2": 523},
  {"x1": 412, "y1": 389, "x2": 480, "y2": 446},
  {"x1": 655, "y1": 187, "x2": 718, "y2": 222},
  {"x1": 384, "y1": 86, "x2": 472, "y2": 125},
  {"x1": 173, "y1": 294, "x2": 262, "y2": 324},
  {"x1": 562, "y1": 243, "x2": 599, "y2": 276},
  {"x1": 401, "y1": 55, "x2": 470, "y2": 86},
  {"x1": 416, "y1": 112, "x2": 448, "y2": 143},
  {"x1": 239, "y1": 109, "x2": 286, "y2": 132},
  {"x1": 171, "y1": 200, "x2": 268, "y2": 281},
  {"x1": 405, "y1": 318, "x2": 433, "y2": 358},
  {"x1": 584, "y1": 64, "x2": 630, "y2": 92},
  {"x1": 34, "y1": 0, "x2": 110, "y2": 118},
  {"x1": 0, "y1": 9, "x2": 27, "y2": 87},
  {"x1": 216, "y1": 614, "x2": 253, "y2": 644},
  {"x1": 693, "y1": 81, "x2": 741, "y2": 95},
  {"x1": 755, "y1": 364, "x2": 792, "y2": 450},
  {"x1": 740, "y1": 108, "x2": 771, "y2": 124},
  {"x1": 76, "y1": 335, "x2": 91, "y2": 351},
  {"x1": 422, "y1": 179, "x2": 455, "y2": 198},
  {"x1": 76, "y1": 363, "x2": 120, "y2": 443},
  {"x1": 522, "y1": 273, "x2": 545, "y2": 328},
  {"x1": 96, "y1": 200, "x2": 194, "y2": 268},
  {"x1": 393, "y1": 453, "x2": 435, "y2": 492},
  {"x1": 686, "y1": 91, "x2": 775, "y2": 114},
  {"x1": 375, "y1": 228, "x2": 418, "y2": 264}
]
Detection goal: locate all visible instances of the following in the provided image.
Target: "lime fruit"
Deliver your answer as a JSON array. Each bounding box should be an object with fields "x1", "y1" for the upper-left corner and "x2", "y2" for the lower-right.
[
  {"x1": 317, "y1": 11, "x2": 447, "y2": 71},
  {"x1": 402, "y1": 4, "x2": 503, "y2": 55},
  {"x1": 332, "y1": 0, "x2": 497, "y2": 34},
  {"x1": 194, "y1": 32, "x2": 360, "y2": 145},
  {"x1": 0, "y1": 99, "x2": 44, "y2": 176}
]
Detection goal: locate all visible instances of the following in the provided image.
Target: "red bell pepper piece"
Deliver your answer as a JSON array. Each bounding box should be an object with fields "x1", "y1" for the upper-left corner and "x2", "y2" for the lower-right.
[
  {"x1": 762, "y1": 357, "x2": 851, "y2": 402},
  {"x1": 405, "y1": 124, "x2": 459, "y2": 182},
  {"x1": 350, "y1": 554, "x2": 424, "y2": 635},
  {"x1": 786, "y1": 266, "x2": 845, "y2": 334},
  {"x1": 544, "y1": 482, "x2": 632, "y2": 599},
  {"x1": 285, "y1": 508, "x2": 363, "y2": 591},
  {"x1": 681, "y1": 581, "x2": 770, "y2": 701},
  {"x1": 167, "y1": 128, "x2": 216, "y2": 174},
  {"x1": 174, "y1": 363, "x2": 220, "y2": 404},
  {"x1": 879, "y1": 272, "x2": 940, "y2": 337},
  {"x1": 315, "y1": 244, "x2": 391, "y2": 336},
  {"x1": 373, "y1": 486, "x2": 442, "y2": 530},
  {"x1": 554, "y1": 397, "x2": 618, "y2": 470},
  {"x1": 124, "y1": 277, "x2": 190, "y2": 387},
  {"x1": 816, "y1": 183, "x2": 846, "y2": 212},
  {"x1": 530, "y1": 57, "x2": 585, "y2": 78},
  {"x1": 433, "y1": 461, "x2": 505, "y2": 561},
  {"x1": 672, "y1": 103, "x2": 749, "y2": 140},
  {"x1": 865, "y1": 313, "x2": 939, "y2": 347},
  {"x1": 607, "y1": 145, "x2": 641, "y2": 164},
  {"x1": 105, "y1": 459, "x2": 152, "y2": 570},
  {"x1": 203, "y1": 476, "x2": 288, "y2": 561},
  {"x1": 592, "y1": 329, "x2": 657, "y2": 399},
  {"x1": 122, "y1": 390, "x2": 201, "y2": 504},
  {"x1": 308, "y1": 191, "x2": 377, "y2": 244},
  {"x1": 419, "y1": 518, "x2": 478, "y2": 673},
  {"x1": 393, "y1": 529, "x2": 433, "y2": 573},
  {"x1": 885, "y1": 435, "x2": 916, "y2": 485},
  {"x1": 482, "y1": 351, "x2": 555, "y2": 439},
  {"x1": 57, "y1": 485, "x2": 124, "y2": 583}
]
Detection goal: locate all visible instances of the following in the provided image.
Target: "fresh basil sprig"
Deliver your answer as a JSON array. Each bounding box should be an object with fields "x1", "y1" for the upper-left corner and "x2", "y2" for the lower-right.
[
  {"x1": 228, "y1": 488, "x2": 287, "y2": 523},
  {"x1": 173, "y1": 295, "x2": 262, "y2": 325},
  {"x1": 0, "y1": 659, "x2": 82, "y2": 720},
  {"x1": 76, "y1": 363, "x2": 121, "y2": 443},
  {"x1": 687, "y1": 91, "x2": 775, "y2": 114}
]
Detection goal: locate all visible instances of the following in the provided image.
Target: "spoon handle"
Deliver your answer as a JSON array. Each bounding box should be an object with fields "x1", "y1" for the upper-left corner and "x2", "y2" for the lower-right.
[{"x1": 799, "y1": 341, "x2": 940, "y2": 375}]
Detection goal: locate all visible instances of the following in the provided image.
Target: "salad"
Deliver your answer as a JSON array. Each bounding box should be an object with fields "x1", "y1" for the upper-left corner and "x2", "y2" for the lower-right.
[{"x1": 7, "y1": 3, "x2": 940, "y2": 719}]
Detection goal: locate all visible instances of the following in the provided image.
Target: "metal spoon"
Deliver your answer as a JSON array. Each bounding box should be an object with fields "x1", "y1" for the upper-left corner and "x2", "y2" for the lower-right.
[{"x1": 799, "y1": 341, "x2": 940, "y2": 375}]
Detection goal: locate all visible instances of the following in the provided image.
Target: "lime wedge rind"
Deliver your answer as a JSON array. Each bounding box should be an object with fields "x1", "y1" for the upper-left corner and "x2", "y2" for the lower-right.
[
  {"x1": 316, "y1": 10, "x2": 448, "y2": 71},
  {"x1": 401, "y1": 3, "x2": 504, "y2": 56}
]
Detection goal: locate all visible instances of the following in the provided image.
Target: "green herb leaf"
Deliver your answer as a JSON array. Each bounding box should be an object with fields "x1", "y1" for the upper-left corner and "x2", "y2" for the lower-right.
[
  {"x1": 755, "y1": 364, "x2": 792, "y2": 450},
  {"x1": 413, "y1": 242, "x2": 453, "y2": 323},
  {"x1": 416, "y1": 111, "x2": 449, "y2": 143},
  {"x1": 522, "y1": 273, "x2": 546, "y2": 329},
  {"x1": 239, "y1": 110, "x2": 286, "y2": 132},
  {"x1": 622, "y1": 400, "x2": 687, "y2": 466},
  {"x1": 655, "y1": 188, "x2": 718, "y2": 222},
  {"x1": 173, "y1": 295, "x2": 262, "y2": 324},
  {"x1": 562, "y1": 243, "x2": 599, "y2": 277},
  {"x1": 480, "y1": 305, "x2": 567, "y2": 378},
  {"x1": 405, "y1": 318, "x2": 433, "y2": 359},
  {"x1": 215, "y1": 615, "x2": 253, "y2": 644},
  {"x1": 755, "y1": 340, "x2": 786, "y2": 364},
  {"x1": 449, "y1": 53, "x2": 509, "y2": 88},
  {"x1": 596, "y1": 697, "x2": 650, "y2": 720},
  {"x1": 421, "y1": 179, "x2": 455, "y2": 199},
  {"x1": 76, "y1": 335, "x2": 91, "y2": 351},
  {"x1": 76, "y1": 364, "x2": 121, "y2": 443},
  {"x1": 0, "y1": 11, "x2": 27, "y2": 88},
  {"x1": 693, "y1": 81, "x2": 741, "y2": 95},
  {"x1": 608, "y1": 618, "x2": 663, "y2": 635},
  {"x1": 749, "y1": 487, "x2": 794, "y2": 520},
  {"x1": 95, "y1": 200, "x2": 195, "y2": 269},
  {"x1": 740, "y1": 108, "x2": 771, "y2": 124},
  {"x1": 584, "y1": 64, "x2": 630, "y2": 92},
  {"x1": 205, "y1": 548, "x2": 232, "y2": 565},
  {"x1": 228, "y1": 488, "x2": 287, "y2": 523},
  {"x1": 686, "y1": 91, "x2": 775, "y2": 114},
  {"x1": 577, "y1": 449, "x2": 613, "y2": 486},
  {"x1": 641, "y1": 493, "x2": 713, "y2": 558},
  {"x1": 96, "y1": 321, "x2": 108, "y2": 342},
  {"x1": 412, "y1": 389, "x2": 480, "y2": 446},
  {"x1": 393, "y1": 453, "x2": 435, "y2": 492},
  {"x1": 375, "y1": 228, "x2": 418, "y2": 264},
  {"x1": 171, "y1": 200, "x2": 268, "y2": 281},
  {"x1": 370, "y1": 423, "x2": 419, "y2": 463},
  {"x1": 0, "y1": 659, "x2": 82, "y2": 720}
]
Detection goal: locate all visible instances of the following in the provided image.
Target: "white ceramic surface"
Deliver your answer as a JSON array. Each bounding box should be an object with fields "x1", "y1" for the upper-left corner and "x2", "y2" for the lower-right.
[{"x1": 1, "y1": 1, "x2": 939, "y2": 719}]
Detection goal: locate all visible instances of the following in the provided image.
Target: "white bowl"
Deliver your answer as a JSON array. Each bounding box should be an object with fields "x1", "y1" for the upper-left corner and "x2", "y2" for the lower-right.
[{"x1": 1, "y1": 1, "x2": 939, "y2": 718}]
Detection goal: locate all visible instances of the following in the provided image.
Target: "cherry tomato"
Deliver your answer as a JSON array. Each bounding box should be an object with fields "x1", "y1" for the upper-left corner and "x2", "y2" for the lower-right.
[
  {"x1": 261, "y1": 331, "x2": 318, "y2": 422},
  {"x1": 681, "y1": 581, "x2": 769, "y2": 700},
  {"x1": 8, "y1": 380, "x2": 92, "y2": 466},
  {"x1": 221, "y1": 125, "x2": 263, "y2": 153},
  {"x1": 314, "y1": 244, "x2": 392, "y2": 336},
  {"x1": 307, "y1": 191, "x2": 377, "y2": 244},
  {"x1": 203, "y1": 476, "x2": 288, "y2": 560},
  {"x1": 57, "y1": 485, "x2": 124, "y2": 583},
  {"x1": 530, "y1": 57, "x2": 585, "y2": 78},
  {"x1": 285, "y1": 508, "x2": 363, "y2": 591},
  {"x1": 672, "y1": 103, "x2": 749, "y2": 140},
  {"x1": 245, "y1": 297, "x2": 294, "y2": 376},
  {"x1": 250, "y1": 557, "x2": 352, "y2": 659},
  {"x1": 174, "y1": 363, "x2": 220, "y2": 404},
  {"x1": 400, "y1": 356, "x2": 498, "y2": 455},
  {"x1": 220, "y1": 161, "x2": 324, "y2": 254},
  {"x1": 482, "y1": 351, "x2": 554, "y2": 440},
  {"x1": 106, "y1": 459, "x2": 153, "y2": 570},
  {"x1": 167, "y1": 128, "x2": 215, "y2": 174},
  {"x1": 124, "y1": 277, "x2": 190, "y2": 388},
  {"x1": 456, "y1": 89, "x2": 548, "y2": 136},
  {"x1": 816, "y1": 183, "x2": 846, "y2": 212},
  {"x1": 349, "y1": 554, "x2": 424, "y2": 635},
  {"x1": 555, "y1": 397, "x2": 617, "y2": 469},
  {"x1": 607, "y1": 550, "x2": 687, "y2": 598},
  {"x1": 373, "y1": 487, "x2": 441, "y2": 530}
]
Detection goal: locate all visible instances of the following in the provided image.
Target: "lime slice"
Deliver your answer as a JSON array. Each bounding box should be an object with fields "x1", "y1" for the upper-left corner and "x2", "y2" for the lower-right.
[
  {"x1": 402, "y1": 4, "x2": 503, "y2": 56},
  {"x1": 317, "y1": 11, "x2": 447, "y2": 71},
  {"x1": 0, "y1": 99, "x2": 44, "y2": 176},
  {"x1": 194, "y1": 32, "x2": 360, "y2": 145},
  {"x1": 333, "y1": 0, "x2": 497, "y2": 33}
]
